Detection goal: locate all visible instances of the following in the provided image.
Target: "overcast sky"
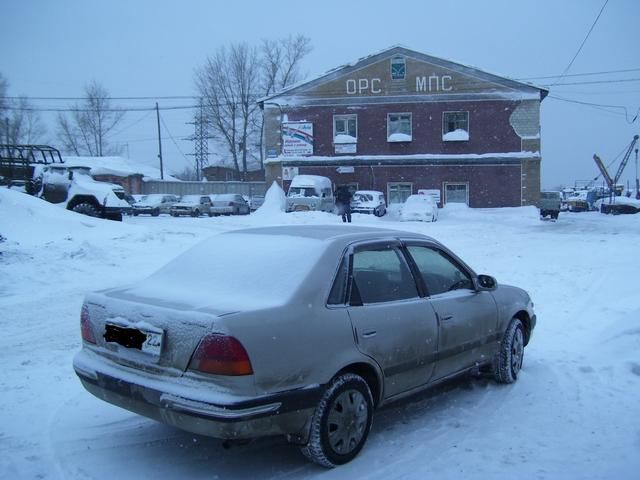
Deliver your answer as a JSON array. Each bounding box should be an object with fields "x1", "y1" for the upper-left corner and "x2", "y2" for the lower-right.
[{"x1": 2, "y1": 0, "x2": 639, "y2": 188}]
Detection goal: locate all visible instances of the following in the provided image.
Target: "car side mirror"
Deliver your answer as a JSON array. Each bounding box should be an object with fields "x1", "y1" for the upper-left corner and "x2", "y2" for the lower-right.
[{"x1": 476, "y1": 274, "x2": 497, "y2": 291}]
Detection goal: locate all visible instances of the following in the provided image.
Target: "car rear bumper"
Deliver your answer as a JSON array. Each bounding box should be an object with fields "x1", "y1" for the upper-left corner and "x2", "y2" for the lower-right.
[
  {"x1": 211, "y1": 206, "x2": 233, "y2": 214},
  {"x1": 73, "y1": 349, "x2": 320, "y2": 440}
]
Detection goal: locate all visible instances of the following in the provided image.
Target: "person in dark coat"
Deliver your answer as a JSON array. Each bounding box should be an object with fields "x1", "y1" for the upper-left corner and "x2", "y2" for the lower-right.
[{"x1": 335, "y1": 186, "x2": 353, "y2": 223}]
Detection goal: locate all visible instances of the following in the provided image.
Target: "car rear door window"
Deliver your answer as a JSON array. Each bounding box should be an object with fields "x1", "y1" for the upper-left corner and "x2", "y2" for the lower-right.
[
  {"x1": 351, "y1": 246, "x2": 418, "y2": 304},
  {"x1": 406, "y1": 246, "x2": 473, "y2": 295}
]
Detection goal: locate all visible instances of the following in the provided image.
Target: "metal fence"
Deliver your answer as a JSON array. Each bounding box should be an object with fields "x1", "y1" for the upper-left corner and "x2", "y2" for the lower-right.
[{"x1": 142, "y1": 180, "x2": 267, "y2": 197}]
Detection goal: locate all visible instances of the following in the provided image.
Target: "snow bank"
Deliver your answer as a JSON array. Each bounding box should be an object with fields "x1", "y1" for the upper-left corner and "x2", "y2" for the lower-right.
[
  {"x1": 443, "y1": 128, "x2": 469, "y2": 141},
  {"x1": 0, "y1": 188, "x2": 136, "y2": 247}
]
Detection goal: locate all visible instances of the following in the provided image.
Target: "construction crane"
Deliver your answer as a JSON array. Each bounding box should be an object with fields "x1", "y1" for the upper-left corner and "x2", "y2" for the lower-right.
[
  {"x1": 592, "y1": 134, "x2": 639, "y2": 213},
  {"x1": 593, "y1": 134, "x2": 639, "y2": 195}
]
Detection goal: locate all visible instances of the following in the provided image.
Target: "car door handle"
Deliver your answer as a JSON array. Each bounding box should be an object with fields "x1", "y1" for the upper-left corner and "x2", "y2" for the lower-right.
[
  {"x1": 440, "y1": 314, "x2": 454, "y2": 322},
  {"x1": 362, "y1": 330, "x2": 377, "y2": 338}
]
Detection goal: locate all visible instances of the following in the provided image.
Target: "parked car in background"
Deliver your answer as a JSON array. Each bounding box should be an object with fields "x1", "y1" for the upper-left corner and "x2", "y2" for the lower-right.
[
  {"x1": 169, "y1": 195, "x2": 212, "y2": 217},
  {"x1": 351, "y1": 190, "x2": 387, "y2": 216},
  {"x1": 400, "y1": 194, "x2": 439, "y2": 222},
  {"x1": 210, "y1": 193, "x2": 250, "y2": 216},
  {"x1": 249, "y1": 195, "x2": 265, "y2": 211},
  {"x1": 73, "y1": 225, "x2": 535, "y2": 468},
  {"x1": 132, "y1": 194, "x2": 180, "y2": 216}
]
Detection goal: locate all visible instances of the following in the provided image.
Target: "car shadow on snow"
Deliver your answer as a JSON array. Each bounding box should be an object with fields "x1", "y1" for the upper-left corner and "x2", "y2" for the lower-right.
[{"x1": 59, "y1": 373, "x2": 502, "y2": 478}]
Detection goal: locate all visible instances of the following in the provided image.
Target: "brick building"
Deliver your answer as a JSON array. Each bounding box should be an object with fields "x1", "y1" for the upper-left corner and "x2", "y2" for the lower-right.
[{"x1": 259, "y1": 46, "x2": 548, "y2": 207}]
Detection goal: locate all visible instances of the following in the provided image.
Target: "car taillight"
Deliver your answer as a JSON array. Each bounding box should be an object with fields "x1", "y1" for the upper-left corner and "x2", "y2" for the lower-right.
[
  {"x1": 80, "y1": 304, "x2": 96, "y2": 344},
  {"x1": 188, "y1": 334, "x2": 253, "y2": 376}
]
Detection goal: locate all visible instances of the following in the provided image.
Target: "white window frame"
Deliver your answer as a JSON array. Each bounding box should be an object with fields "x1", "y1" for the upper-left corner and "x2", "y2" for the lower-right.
[
  {"x1": 442, "y1": 111, "x2": 470, "y2": 141},
  {"x1": 387, "y1": 182, "x2": 413, "y2": 204},
  {"x1": 443, "y1": 182, "x2": 469, "y2": 205},
  {"x1": 387, "y1": 113, "x2": 412, "y2": 142},
  {"x1": 333, "y1": 114, "x2": 358, "y2": 143}
]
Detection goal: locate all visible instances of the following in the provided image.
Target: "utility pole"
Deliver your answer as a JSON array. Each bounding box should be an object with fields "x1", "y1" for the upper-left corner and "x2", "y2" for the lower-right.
[
  {"x1": 635, "y1": 148, "x2": 639, "y2": 199},
  {"x1": 156, "y1": 102, "x2": 164, "y2": 180}
]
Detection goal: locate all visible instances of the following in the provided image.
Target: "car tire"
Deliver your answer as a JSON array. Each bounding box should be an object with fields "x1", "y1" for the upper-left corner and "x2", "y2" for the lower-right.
[
  {"x1": 152, "y1": 208, "x2": 160, "y2": 217},
  {"x1": 133, "y1": 211, "x2": 139, "y2": 216},
  {"x1": 192, "y1": 209, "x2": 200, "y2": 217},
  {"x1": 494, "y1": 318, "x2": 525, "y2": 384},
  {"x1": 71, "y1": 202, "x2": 101, "y2": 218},
  {"x1": 300, "y1": 373, "x2": 373, "y2": 468}
]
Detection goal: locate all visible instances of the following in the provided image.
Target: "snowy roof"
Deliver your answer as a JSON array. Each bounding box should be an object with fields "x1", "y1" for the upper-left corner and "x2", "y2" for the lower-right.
[
  {"x1": 62, "y1": 156, "x2": 175, "y2": 180},
  {"x1": 259, "y1": 45, "x2": 548, "y2": 105}
]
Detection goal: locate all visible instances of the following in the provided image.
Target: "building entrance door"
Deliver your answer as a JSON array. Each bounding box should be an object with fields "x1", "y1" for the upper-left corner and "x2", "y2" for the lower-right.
[{"x1": 445, "y1": 183, "x2": 468, "y2": 205}]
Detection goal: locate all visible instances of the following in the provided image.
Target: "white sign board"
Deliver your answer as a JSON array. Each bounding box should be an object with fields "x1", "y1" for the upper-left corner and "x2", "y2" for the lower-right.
[
  {"x1": 282, "y1": 122, "x2": 313, "y2": 156},
  {"x1": 282, "y1": 166, "x2": 299, "y2": 181}
]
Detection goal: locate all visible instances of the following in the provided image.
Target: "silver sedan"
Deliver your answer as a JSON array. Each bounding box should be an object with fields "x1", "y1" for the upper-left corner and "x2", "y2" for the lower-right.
[{"x1": 73, "y1": 225, "x2": 536, "y2": 468}]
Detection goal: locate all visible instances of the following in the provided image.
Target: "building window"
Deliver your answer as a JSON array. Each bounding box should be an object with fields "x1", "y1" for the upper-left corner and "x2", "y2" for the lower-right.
[
  {"x1": 387, "y1": 183, "x2": 412, "y2": 204},
  {"x1": 333, "y1": 115, "x2": 357, "y2": 143},
  {"x1": 442, "y1": 111, "x2": 469, "y2": 141},
  {"x1": 444, "y1": 182, "x2": 469, "y2": 205},
  {"x1": 387, "y1": 113, "x2": 412, "y2": 142},
  {"x1": 334, "y1": 115, "x2": 357, "y2": 154},
  {"x1": 391, "y1": 56, "x2": 406, "y2": 80}
]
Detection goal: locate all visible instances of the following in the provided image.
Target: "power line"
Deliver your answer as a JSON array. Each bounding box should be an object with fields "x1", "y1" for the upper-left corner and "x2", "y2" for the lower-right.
[
  {"x1": 543, "y1": 78, "x2": 640, "y2": 87},
  {"x1": 159, "y1": 115, "x2": 190, "y2": 163},
  {"x1": 518, "y1": 68, "x2": 640, "y2": 81},
  {"x1": 548, "y1": 94, "x2": 640, "y2": 123},
  {"x1": 555, "y1": 0, "x2": 609, "y2": 85}
]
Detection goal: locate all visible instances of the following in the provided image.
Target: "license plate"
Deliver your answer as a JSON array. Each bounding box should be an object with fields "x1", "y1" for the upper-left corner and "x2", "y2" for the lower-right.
[{"x1": 104, "y1": 323, "x2": 163, "y2": 357}]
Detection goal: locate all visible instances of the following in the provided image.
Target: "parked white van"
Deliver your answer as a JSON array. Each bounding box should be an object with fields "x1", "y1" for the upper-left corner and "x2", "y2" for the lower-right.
[{"x1": 286, "y1": 175, "x2": 335, "y2": 212}]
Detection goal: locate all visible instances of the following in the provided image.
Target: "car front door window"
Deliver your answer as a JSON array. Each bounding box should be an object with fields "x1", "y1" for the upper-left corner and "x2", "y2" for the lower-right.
[{"x1": 406, "y1": 246, "x2": 473, "y2": 296}]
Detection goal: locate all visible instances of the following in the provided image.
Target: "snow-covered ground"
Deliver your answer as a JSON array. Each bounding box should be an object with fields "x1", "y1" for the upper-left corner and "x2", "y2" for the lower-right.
[{"x1": 1, "y1": 188, "x2": 639, "y2": 479}]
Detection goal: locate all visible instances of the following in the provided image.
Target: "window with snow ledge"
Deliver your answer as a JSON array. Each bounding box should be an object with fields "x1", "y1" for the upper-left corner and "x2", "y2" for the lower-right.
[
  {"x1": 334, "y1": 114, "x2": 357, "y2": 153},
  {"x1": 387, "y1": 113, "x2": 412, "y2": 142},
  {"x1": 333, "y1": 115, "x2": 357, "y2": 143},
  {"x1": 442, "y1": 111, "x2": 469, "y2": 142}
]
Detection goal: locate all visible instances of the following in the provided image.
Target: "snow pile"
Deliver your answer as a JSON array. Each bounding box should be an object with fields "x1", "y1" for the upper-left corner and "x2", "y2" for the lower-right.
[
  {"x1": 334, "y1": 134, "x2": 357, "y2": 144},
  {"x1": 442, "y1": 128, "x2": 470, "y2": 141},
  {"x1": 387, "y1": 133, "x2": 412, "y2": 142},
  {"x1": 63, "y1": 156, "x2": 175, "y2": 180},
  {"x1": 253, "y1": 181, "x2": 287, "y2": 217},
  {"x1": 0, "y1": 188, "x2": 132, "y2": 247}
]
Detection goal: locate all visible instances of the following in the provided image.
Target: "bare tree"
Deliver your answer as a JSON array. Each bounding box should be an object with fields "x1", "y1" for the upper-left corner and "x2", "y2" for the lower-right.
[
  {"x1": 261, "y1": 34, "x2": 312, "y2": 95},
  {"x1": 56, "y1": 81, "x2": 125, "y2": 156},
  {"x1": 0, "y1": 73, "x2": 8, "y2": 115},
  {"x1": 174, "y1": 166, "x2": 200, "y2": 181},
  {"x1": 0, "y1": 74, "x2": 48, "y2": 146},
  {"x1": 196, "y1": 43, "x2": 261, "y2": 179},
  {"x1": 7, "y1": 97, "x2": 48, "y2": 144},
  {"x1": 1, "y1": 73, "x2": 11, "y2": 143}
]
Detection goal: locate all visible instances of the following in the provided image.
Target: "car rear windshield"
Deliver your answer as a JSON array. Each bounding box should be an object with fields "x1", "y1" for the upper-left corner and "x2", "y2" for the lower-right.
[{"x1": 128, "y1": 233, "x2": 324, "y2": 311}]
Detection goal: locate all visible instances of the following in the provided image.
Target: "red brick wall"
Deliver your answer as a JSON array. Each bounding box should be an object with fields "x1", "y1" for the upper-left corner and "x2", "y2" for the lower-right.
[
  {"x1": 283, "y1": 163, "x2": 522, "y2": 208},
  {"x1": 284, "y1": 100, "x2": 521, "y2": 157}
]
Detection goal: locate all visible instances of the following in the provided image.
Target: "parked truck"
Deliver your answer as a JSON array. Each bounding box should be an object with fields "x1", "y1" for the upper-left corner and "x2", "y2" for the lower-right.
[
  {"x1": 286, "y1": 175, "x2": 335, "y2": 212},
  {"x1": 1, "y1": 144, "x2": 129, "y2": 221},
  {"x1": 538, "y1": 191, "x2": 562, "y2": 220}
]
